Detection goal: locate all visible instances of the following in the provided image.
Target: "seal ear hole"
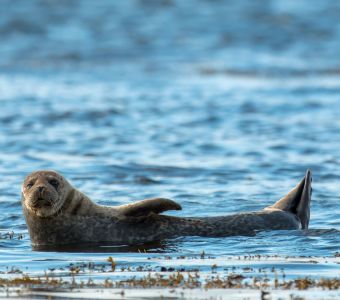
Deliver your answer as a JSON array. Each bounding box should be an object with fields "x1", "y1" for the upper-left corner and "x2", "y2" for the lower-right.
[{"x1": 48, "y1": 179, "x2": 59, "y2": 190}]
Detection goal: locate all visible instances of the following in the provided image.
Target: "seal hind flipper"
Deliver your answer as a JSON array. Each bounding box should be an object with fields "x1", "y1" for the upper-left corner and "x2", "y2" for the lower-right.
[
  {"x1": 267, "y1": 169, "x2": 312, "y2": 229},
  {"x1": 118, "y1": 198, "x2": 182, "y2": 217},
  {"x1": 297, "y1": 169, "x2": 312, "y2": 229}
]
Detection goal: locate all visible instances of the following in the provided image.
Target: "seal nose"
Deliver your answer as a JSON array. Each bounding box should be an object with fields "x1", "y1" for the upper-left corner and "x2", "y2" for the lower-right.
[{"x1": 38, "y1": 186, "x2": 45, "y2": 193}]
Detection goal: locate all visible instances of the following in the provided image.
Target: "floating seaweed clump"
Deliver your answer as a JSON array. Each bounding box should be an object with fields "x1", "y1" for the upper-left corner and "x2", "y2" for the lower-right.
[
  {"x1": 0, "y1": 272, "x2": 338, "y2": 291},
  {"x1": 0, "y1": 231, "x2": 24, "y2": 240},
  {"x1": 0, "y1": 255, "x2": 338, "y2": 294}
]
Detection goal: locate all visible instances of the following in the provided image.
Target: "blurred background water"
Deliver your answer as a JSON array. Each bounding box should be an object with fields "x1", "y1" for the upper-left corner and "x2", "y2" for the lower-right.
[{"x1": 0, "y1": 0, "x2": 339, "y2": 294}]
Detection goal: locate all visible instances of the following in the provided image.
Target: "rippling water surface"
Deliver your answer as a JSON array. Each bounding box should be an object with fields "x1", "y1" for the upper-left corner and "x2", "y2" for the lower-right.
[{"x1": 0, "y1": 0, "x2": 339, "y2": 298}]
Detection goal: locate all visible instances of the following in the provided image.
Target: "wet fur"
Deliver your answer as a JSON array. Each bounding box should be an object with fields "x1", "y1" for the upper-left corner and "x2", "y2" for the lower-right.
[{"x1": 22, "y1": 170, "x2": 311, "y2": 248}]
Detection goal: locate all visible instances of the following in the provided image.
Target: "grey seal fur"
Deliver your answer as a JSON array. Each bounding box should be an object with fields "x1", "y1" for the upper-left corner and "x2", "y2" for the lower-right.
[{"x1": 21, "y1": 170, "x2": 312, "y2": 249}]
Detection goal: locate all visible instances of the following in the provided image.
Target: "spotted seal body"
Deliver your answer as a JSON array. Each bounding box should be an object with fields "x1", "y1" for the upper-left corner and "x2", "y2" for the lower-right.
[{"x1": 21, "y1": 170, "x2": 312, "y2": 249}]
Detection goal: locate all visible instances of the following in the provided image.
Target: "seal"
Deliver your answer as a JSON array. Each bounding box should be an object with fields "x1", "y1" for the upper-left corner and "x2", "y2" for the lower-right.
[{"x1": 21, "y1": 170, "x2": 312, "y2": 249}]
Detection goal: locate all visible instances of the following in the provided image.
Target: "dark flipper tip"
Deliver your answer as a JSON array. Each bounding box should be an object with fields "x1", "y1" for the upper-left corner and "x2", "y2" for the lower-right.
[{"x1": 298, "y1": 169, "x2": 312, "y2": 229}]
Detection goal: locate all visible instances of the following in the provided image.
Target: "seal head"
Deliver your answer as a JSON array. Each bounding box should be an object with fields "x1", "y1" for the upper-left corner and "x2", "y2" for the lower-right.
[{"x1": 22, "y1": 170, "x2": 73, "y2": 218}]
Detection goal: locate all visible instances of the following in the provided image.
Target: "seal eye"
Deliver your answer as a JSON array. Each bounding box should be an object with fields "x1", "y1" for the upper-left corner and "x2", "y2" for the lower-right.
[
  {"x1": 49, "y1": 179, "x2": 59, "y2": 189},
  {"x1": 26, "y1": 183, "x2": 33, "y2": 189}
]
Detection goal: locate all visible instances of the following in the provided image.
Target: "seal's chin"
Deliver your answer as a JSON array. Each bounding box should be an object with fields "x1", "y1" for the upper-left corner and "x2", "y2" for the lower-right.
[
  {"x1": 31, "y1": 198, "x2": 52, "y2": 209},
  {"x1": 27, "y1": 198, "x2": 58, "y2": 218}
]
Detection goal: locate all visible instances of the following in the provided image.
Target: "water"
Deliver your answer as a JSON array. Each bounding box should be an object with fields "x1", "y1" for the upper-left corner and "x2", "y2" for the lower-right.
[{"x1": 0, "y1": 0, "x2": 339, "y2": 298}]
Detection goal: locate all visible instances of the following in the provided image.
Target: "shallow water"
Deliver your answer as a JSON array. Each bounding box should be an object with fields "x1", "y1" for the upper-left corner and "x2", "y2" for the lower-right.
[{"x1": 0, "y1": 0, "x2": 339, "y2": 298}]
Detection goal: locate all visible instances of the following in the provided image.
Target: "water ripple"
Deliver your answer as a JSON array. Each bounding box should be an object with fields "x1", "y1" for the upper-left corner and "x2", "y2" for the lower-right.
[{"x1": 0, "y1": 0, "x2": 339, "y2": 292}]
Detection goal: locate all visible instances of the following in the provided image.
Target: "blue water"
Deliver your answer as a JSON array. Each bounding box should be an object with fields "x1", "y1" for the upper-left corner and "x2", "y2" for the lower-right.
[{"x1": 0, "y1": 0, "x2": 339, "y2": 293}]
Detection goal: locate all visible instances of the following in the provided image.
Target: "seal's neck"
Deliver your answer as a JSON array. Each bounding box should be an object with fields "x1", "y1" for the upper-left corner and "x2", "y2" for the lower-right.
[{"x1": 60, "y1": 189, "x2": 76, "y2": 213}]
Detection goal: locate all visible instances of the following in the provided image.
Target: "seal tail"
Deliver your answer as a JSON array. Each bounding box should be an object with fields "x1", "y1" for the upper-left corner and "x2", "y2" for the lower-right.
[{"x1": 267, "y1": 169, "x2": 312, "y2": 229}]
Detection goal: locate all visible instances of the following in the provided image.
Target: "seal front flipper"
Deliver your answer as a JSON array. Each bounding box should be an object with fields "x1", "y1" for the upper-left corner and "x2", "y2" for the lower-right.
[
  {"x1": 266, "y1": 169, "x2": 312, "y2": 229},
  {"x1": 117, "y1": 198, "x2": 182, "y2": 217}
]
